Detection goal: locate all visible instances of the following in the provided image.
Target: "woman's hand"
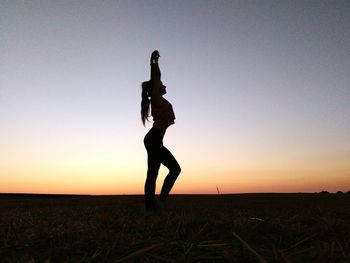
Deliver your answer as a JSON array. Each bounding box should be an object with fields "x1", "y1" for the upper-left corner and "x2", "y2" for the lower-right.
[{"x1": 150, "y1": 50, "x2": 160, "y2": 64}]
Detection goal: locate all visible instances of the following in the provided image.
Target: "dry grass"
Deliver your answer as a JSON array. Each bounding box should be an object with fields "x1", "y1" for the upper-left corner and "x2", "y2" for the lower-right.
[{"x1": 0, "y1": 193, "x2": 349, "y2": 262}]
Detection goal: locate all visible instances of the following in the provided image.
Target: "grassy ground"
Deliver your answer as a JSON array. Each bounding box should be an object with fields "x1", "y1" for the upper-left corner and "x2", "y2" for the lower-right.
[{"x1": 0, "y1": 193, "x2": 349, "y2": 262}]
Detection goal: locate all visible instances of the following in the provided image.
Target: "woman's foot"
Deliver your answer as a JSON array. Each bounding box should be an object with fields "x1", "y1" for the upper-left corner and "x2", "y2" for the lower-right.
[
  {"x1": 155, "y1": 197, "x2": 165, "y2": 210},
  {"x1": 144, "y1": 206, "x2": 159, "y2": 216},
  {"x1": 144, "y1": 198, "x2": 165, "y2": 216}
]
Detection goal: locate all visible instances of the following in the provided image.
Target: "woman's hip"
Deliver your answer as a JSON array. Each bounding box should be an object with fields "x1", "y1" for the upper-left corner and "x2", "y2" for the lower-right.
[{"x1": 144, "y1": 127, "x2": 165, "y2": 149}]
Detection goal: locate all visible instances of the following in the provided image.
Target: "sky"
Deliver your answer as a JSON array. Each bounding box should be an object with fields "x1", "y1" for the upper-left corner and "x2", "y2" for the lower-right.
[{"x1": 1, "y1": 0, "x2": 349, "y2": 194}]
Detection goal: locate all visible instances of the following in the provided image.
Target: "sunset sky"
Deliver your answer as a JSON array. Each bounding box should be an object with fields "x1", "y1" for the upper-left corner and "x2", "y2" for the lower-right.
[{"x1": 1, "y1": 0, "x2": 349, "y2": 194}]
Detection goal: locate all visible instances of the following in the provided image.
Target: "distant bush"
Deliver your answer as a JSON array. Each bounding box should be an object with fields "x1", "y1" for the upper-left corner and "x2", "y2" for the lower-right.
[
  {"x1": 336, "y1": 191, "x2": 344, "y2": 194},
  {"x1": 319, "y1": 190, "x2": 330, "y2": 194}
]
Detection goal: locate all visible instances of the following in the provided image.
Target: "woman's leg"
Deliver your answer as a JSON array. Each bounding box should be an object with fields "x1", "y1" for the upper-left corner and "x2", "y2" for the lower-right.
[
  {"x1": 159, "y1": 146, "x2": 181, "y2": 201},
  {"x1": 144, "y1": 150, "x2": 161, "y2": 209},
  {"x1": 144, "y1": 128, "x2": 164, "y2": 210}
]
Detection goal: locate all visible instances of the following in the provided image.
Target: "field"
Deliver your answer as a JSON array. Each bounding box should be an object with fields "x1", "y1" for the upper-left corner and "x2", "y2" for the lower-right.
[{"x1": 0, "y1": 193, "x2": 349, "y2": 262}]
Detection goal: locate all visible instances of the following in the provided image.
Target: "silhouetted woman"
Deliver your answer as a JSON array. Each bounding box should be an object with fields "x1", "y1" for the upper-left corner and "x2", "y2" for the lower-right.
[{"x1": 141, "y1": 50, "x2": 181, "y2": 214}]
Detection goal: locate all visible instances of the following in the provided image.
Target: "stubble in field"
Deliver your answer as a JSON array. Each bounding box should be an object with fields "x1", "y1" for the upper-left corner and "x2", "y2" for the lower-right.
[{"x1": 0, "y1": 193, "x2": 349, "y2": 262}]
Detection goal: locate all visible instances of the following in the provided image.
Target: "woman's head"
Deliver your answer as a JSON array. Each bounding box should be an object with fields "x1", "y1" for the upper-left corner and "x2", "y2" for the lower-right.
[{"x1": 141, "y1": 81, "x2": 151, "y2": 126}]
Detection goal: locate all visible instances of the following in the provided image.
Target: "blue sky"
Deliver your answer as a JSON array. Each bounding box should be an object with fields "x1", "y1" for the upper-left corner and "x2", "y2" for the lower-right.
[{"x1": 1, "y1": 0, "x2": 349, "y2": 194}]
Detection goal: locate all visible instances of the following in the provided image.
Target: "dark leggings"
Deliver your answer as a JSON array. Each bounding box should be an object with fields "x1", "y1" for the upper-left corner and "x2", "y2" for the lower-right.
[{"x1": 144, "y1": 127, "x2": 181, "y2": 209}]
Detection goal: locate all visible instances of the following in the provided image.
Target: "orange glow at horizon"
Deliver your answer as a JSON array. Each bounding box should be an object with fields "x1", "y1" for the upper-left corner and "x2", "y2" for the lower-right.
[
  {"x1": 1, "y1": 128, "x2": 349, "y2": 195},
  {"x1": 1, "y1": 163, "x2": 349, "y2": 195}
]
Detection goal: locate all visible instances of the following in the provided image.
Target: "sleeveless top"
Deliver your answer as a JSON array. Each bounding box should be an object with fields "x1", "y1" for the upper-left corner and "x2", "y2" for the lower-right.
[{"x1": 151, "y1": 98, "x2": 175, "y2": 131}]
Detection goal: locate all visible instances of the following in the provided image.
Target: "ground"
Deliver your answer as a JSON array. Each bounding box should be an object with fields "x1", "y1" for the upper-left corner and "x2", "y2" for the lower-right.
[{"x1": 0, "y1": 193, "x2": 349, "y2": 262}]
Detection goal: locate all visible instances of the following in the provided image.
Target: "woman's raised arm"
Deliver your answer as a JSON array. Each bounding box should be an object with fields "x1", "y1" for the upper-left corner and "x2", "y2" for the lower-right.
[{"x1": 150, "y1": 50, "x2": 162, "y2": 107}]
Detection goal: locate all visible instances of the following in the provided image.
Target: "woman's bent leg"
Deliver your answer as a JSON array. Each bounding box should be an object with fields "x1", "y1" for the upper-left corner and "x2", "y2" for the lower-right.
[{"x1": 159, "y1": 146, "x2": 181, "y2": 201}]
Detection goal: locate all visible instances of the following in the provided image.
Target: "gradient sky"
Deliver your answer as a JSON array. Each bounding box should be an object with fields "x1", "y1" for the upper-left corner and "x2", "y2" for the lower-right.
[{"x1": 1, "y1": 0, "x2": 349, "y2": 194}]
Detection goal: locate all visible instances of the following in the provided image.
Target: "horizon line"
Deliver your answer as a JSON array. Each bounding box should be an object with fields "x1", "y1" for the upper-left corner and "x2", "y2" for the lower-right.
[{"x1": 0, "y1": 191, "x2": 346, "y2": 197}]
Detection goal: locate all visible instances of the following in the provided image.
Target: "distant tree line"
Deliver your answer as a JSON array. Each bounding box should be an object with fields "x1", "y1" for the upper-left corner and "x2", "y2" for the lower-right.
[{"x1": 319, "y1": 190, "x2": 350, "y2": 194}]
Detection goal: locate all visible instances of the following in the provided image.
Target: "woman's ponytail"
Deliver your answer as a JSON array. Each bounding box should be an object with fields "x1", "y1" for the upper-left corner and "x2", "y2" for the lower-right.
[{"x1": 141, "y1": 81, "x2": 151, "y2": 126}]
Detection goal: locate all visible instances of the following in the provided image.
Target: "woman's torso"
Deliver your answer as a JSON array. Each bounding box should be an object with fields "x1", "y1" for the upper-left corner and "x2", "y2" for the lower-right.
[{"x1": 151, "y1": 97, "x2": 175, "y2": 131}]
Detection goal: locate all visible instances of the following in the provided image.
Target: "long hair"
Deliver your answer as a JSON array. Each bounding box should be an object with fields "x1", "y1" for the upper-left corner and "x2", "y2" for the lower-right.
[{"x1": 141, "y1": 81, "x2": 151, "y2": 126}]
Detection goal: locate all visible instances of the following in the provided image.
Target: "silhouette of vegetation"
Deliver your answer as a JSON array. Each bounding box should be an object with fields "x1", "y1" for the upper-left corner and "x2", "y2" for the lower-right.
[
  {"x1": 319, "y1": 190, "x2": 330, "y2": 194},
  {"x1": 336, "y1": 191, "x2": 344, "y2": 195},
  {"x1": 0, "y1": 193, "x2": 349, "y2": 262}
]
